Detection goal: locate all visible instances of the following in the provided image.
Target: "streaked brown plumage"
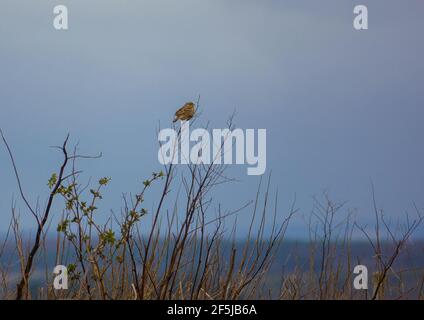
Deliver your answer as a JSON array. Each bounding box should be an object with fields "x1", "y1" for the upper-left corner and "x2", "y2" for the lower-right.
[{"x1": 173, "y1": 102, "x2": 196, "y2": 122}]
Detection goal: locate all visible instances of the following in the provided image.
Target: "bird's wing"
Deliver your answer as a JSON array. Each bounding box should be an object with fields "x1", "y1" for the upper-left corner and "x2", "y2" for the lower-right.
[{"x1": 175, "y1": 104, "x2": 188, "y2": 117}]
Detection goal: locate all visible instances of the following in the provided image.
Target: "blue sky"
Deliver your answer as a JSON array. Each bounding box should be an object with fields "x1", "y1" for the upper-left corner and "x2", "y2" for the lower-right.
[{"x1": 0, "y1": 0, "x2": 423, "y2": 238}]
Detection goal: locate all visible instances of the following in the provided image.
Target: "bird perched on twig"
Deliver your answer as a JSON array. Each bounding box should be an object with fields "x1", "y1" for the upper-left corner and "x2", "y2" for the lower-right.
[{"x1": 173, "y1": 102, "x2": 196, "y2": 122}]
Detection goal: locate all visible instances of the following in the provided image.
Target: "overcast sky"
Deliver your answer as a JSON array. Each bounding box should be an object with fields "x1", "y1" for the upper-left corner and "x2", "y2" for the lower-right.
[{"x1": 1, "y1": 0, "x2": 423, "y2": 238}]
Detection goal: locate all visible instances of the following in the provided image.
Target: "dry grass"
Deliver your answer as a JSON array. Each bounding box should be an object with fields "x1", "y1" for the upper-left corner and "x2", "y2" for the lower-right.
[{"x1": 0, "y1": 124, "x2": 423, "y2": 300}]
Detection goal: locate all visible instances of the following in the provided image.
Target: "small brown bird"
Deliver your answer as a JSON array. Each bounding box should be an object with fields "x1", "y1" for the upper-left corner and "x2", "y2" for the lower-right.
[{"x1": 173, "y1": 102, "x2": 196, "y2": 122}]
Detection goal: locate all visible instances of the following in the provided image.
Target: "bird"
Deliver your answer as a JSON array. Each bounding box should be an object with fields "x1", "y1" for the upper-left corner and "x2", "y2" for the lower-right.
[{"x1": 173, "y1": 102, "x2": 196, "y2": 122}]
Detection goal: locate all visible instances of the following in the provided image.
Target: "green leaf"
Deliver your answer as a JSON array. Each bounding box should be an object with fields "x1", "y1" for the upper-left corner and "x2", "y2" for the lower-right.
[
  {"x1": 101, "y1": 229, "x2": 116, "y2": 245},
  {"x1": 99, "y1": 177, "x2": 111, "y2": 186},
  {"x1": 47, "y1": 173, "x2": 57, "y2": 189},
  {"x1": 143, "y1": 180, "x2": 151, "y2": 187},
  {"x1": 57, "y1": 220, "x2": 69, "y2": 232}
]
